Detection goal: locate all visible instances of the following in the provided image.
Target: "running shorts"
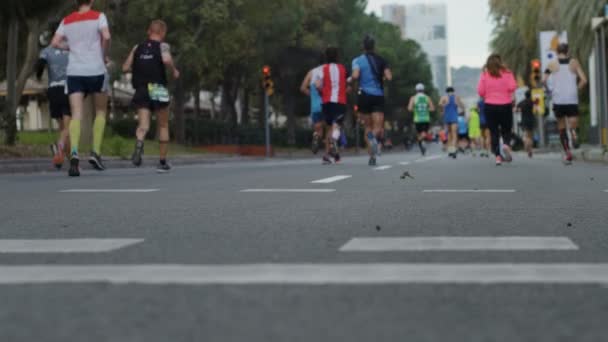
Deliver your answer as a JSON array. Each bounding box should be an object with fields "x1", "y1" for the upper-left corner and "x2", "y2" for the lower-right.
[
  {"x1": 357, "y1": 91, "x2": 385, "y2": 114},
  {"x1": 311, "y1": 112, "x2": 323, "y2": 125},
  {"x1": 322, "y1": 103, "x2": 346, "y2": 125},
  {"x1": 67, "y1": 74, "x2": 108, "y2": 95},
  {"x1": 132, "y1": 85, "x2": 170, "y2": 111},
  {"x1": 553, "y1": 104, "x2": 579, "y2": 118},
  {"x1": 47, "y1": 86, "x2": 71, "y2": 119},
  {"x1": 415, "y1": 123, "x2": 430, "y2": 134}
]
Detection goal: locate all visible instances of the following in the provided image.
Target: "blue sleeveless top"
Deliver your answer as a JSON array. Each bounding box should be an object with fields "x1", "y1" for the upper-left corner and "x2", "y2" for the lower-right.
[{"x1": 444, "y1": 95, "x2": 459, "y2": 124}]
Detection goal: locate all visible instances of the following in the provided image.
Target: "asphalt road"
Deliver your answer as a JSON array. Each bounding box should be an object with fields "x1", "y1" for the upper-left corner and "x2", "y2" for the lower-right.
[{"x1": 0, "y1": 146, "x2": 607, "y2": 342}]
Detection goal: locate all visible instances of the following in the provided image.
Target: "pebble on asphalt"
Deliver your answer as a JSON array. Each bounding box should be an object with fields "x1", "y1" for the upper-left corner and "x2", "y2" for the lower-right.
[
  {"x1": 567, "y1": 222, "x2": 573, "y2": 227},
  {"x1": 401, "y1": 171, "x2": 414, "y2": 180},
  {"x1": 376, "y1": 225, "x2": 382, "y2": 231}
]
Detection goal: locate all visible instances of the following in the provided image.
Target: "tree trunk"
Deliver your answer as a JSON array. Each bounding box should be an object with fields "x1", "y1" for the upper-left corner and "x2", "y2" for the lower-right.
[
  {"x1": 241, "y1": 86, "x2": 250, "y2": 125},
  {"x1": 193, "y1": 87, "x2": 201, "y2": 145},
  {"x1": 16, "y1": 18, "x2": 42, "y2": 102},
  {"x1": 4, "y1": 18, "x2": 19, "y2": 146}
]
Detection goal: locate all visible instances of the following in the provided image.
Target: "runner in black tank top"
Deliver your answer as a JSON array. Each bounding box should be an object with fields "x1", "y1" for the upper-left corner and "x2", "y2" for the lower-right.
[{"x1": 123, "y1": 20, "x2": 180, "y2": 173}]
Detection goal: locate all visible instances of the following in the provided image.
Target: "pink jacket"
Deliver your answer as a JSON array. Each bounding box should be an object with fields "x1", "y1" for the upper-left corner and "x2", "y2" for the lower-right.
[{"x1": 477, "y1": 70, "x2": 517, "y2": 105}]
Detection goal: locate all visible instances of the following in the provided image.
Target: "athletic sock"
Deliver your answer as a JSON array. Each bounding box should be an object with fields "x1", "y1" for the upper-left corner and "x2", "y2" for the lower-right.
[
  {"x1": 559, "y1": 129, "x2": 570, "y2": 152},
  {"x1": 92, "y1": 116, "x2": 106, "y2": 154},
  {"x1": 69, "y1": 119, "x2": 81, "y2": 156}
]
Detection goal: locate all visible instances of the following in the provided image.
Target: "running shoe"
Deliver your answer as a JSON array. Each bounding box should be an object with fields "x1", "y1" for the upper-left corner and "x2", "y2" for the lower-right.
[
  {"x1": 501, "y1": 144, "x2": 513, "y2": 163},
  {"x1": 563, "y1": 151, "x2": 573, "y2": 165},
  {"x1": 367, "y1": 132, "x2": 378, "y2": 157},
  {"x1": 132, "y1": 140, "x2": 144, "y2": 167},
  {"x1": 68, "y1": 154, "x2": 80, "y2": 177},
  {"x1": 322, "y1": 155, "x2": 333, "y2": 165},
  {"x1": 368, "y1": 156, "x2": 377, "y2": 166},
  {"x1": 334, "y1": 154, "x2": 341, "y2": 164},
  {"x1": 156, "y1": 160, "x2": 172, "y2": 173},
  {"x1": 448, "y1": 153, "x2": 457, "y2": 159},
  {"x1": 420, "y1": 143, "x2": 427, "y2": 156},
  {"x1": 89, "y1": 152, "x2": 106, "y2": 171},
  {"x1": 311, "y1": 133, "x2": 321, "y2": 155},
  {"x1": 495, "y1": 155, "x2": 503, "y2": 166},
  {"x1": 528, "y1": 150, "x2": 534, "y2": 158},
  {"x1": 571, "y1": 131, "x2": 580, "y2": 149},
  {"x1": 50, "y1": 144, "x2": 64, "y2": 169},
  {"x1": 329, "y1": 140, "x2": 338, "y2": 158}
]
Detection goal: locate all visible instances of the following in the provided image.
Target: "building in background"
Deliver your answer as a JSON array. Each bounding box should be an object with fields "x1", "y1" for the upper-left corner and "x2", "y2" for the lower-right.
[{"x1": 381, "y1": 3, "x2": 450, "y2": 93}]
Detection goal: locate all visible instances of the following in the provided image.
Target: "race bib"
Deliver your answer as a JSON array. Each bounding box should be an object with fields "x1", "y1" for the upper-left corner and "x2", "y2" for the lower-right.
[{"x1": 148, "y1": 83, "x2": 170, "y2": 103}]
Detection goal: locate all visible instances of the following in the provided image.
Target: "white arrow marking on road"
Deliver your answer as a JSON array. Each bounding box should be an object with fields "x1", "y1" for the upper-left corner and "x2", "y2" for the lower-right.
[
  {"x1": 60, "y1": 189, "x2": 160, "y2": 193},
  {"x1": 373, "y1": 165, "x2": 393, "y2": 171},
  {"x1": 340, "y1": 237, "x2": 579, "y2": 252},
  {"x1": 2, "y1": 264, "x2": 608, "y2": 285},
  {"x1": 241, "y1": 189, "x2": 336, "y2": 193},
  {"x1": 0, "y1": 239, "x2": 144, "y2": 254},
  {"x1": 423, "y1": 189, "x2": 516, "y2": 193},
  {"x1": 311, "y1": 175, "x2": 352, "y2": 184}
]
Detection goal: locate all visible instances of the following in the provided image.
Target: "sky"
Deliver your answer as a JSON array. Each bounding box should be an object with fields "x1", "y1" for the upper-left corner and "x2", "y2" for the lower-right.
[{"x1": 367, "y1": 0, "x2": 493, "y2": 68}]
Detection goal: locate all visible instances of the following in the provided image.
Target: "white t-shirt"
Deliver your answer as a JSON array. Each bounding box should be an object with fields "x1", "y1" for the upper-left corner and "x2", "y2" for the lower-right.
[{"x1": 56, "y1": 10, "x2": 109, "y2": 77}]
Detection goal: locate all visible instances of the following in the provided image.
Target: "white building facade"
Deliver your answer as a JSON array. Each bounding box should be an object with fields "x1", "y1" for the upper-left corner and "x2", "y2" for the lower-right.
[{"x1": 381, "y1": 3, "x2": 450, "y2": 93}]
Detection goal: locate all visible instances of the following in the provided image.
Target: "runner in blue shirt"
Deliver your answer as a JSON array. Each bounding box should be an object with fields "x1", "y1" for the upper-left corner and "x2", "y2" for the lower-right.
[
  {"x1": 439, "y1": 87, "x2": 465, "y2": 159},
  {"x1": 350, "y1": 35, "x2": 392, "y2": 166}
]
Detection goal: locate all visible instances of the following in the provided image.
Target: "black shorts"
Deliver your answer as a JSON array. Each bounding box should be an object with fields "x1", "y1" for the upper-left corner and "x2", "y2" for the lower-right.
[
  {"x1": 67, "y1": 75, "x2": 108, "y2": 95},
  {"x1": 415, "y1": 123, "x2": 430, "y2": 133},
  {"x1": 47, "y1": 86, "x2": 70, "y2": 119},
  {"x1": 132, "y1": 86, "x2": 170, "y2": 111},
  {"x1": 322, "y1": 103, "x2": 346, "y2": 125},
  {"x1": 553, "y1": 105, "x2": 579, "y2": 118},
  {"x1": 458, "y1": 133, "x2": 469, "y2": 140},
  {"x1": 357, "y1": 91, "x2": 385, "y2": 114},
  {"x1": 521, "y1": 118, "x2": 536, "y2": 131},
  {"x1": 480, "y1": 124, "x2": 488, "y2": 130}
]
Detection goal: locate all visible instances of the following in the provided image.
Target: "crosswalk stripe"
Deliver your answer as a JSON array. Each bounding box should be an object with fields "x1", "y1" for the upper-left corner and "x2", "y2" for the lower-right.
[
  {"x1": 2, "y1": 264, "x2": 608, "y2": 285},
  {"x1": 311, "y1": 175, "x2": 352, "y2": 184},
  {"x1": 60, "y1": 189, "x2": 160, "y2": 193},
  {"x1": 241, "y1": 189, "x2": 336, "y2": 193},
  {"x1": 423, "y1": 189, "x2": 516, "y2": 193},
  {"x1": 0, "y1": 239, "x2": 144, "y2": 253},
  {"x1": 340, "y1": 237, "x2": 579, "y2": 252},
  {"x1": 373, "y1": 165, "x2": 393, "y2": 171}
]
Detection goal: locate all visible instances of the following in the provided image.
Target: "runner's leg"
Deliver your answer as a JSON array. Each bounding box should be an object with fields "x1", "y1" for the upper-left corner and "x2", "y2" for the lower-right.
[
  {"x1": 92, "y1": 92, "x2": 108, "y2": 156},
  {"x1": 132, "y1": 108, "x2": 150, "y2": 167},
  {"x1": 158, "y1": 107, "x2": 170, "y2": 162}
]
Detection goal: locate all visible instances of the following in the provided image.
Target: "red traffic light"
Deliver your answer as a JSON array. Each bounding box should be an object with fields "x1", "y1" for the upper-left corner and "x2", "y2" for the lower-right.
[
  {"x1": 262, "y1": 66, "x2": 271, "y2": 76},
  {"x1": 531, "y1": 59, "x2": 541, "y2": 70}
]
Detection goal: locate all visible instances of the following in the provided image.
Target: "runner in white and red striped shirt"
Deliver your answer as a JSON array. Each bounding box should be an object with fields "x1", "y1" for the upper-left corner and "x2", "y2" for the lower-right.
[{"x1": 315, "y1": 47, "x2": 349, "y2": 165}]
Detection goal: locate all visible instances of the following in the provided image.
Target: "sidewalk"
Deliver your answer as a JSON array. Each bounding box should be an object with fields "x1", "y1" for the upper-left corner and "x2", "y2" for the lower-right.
[{"x1": 536, "y1": 145, "x2": 608, "y2": 163}]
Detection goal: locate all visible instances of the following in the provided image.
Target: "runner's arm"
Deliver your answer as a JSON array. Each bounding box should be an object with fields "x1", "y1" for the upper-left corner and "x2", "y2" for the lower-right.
[
  {"x1": 428, "y1": 96, "x2": 436, "y2": 112},
  {"x1": 407, "y1": 97, "x2": 415, "y2": 112},
  {"x1": 456, "y1": 96, "x2": 466, "y2": 112},
  {"x1": 122, "y1": 46, "x2": 137, "y2": 73},
  {"x1": 573, "y1": 59, "x2": 588, "y2": 89},
  {"x1": 384, "y1": 67, "x2": 393, "y2": 82},
  {"x1": 161, "y1": 43, "x2": 180, "y2": 79},
  {"x1": 300, "y1": 71, "x2": 312, "y2": 96}
]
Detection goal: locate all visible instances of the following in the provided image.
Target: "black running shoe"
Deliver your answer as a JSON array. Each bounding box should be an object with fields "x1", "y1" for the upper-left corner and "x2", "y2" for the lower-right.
[
  {"x1": 420, "y1": 144, "x2": 427, "y2": 156},
  {"x1": 322, "y1": 155, "x2": 333, "y2": 165},
  {"x1": 334, "y1": 154, "x2": 341, "y2": 164},
  {"x1": 156, "y1": 160, "x2": 172, "y2": 173},
  {"x1": 132, "y1": 140, "x2": 144, "y2": 167},
  {"x1": 368, "y1": 156, "x2": 377, "y2": 166},
  {"x1": 89, "y1": 152, "x2": 106, "y2": 171},
  {"x1": 68, "y1": 154, "x2": 80, "y2": 177}
]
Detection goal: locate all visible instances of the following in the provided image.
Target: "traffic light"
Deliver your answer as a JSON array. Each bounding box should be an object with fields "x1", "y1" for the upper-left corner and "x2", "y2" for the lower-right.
[
  {"x1": 530, "y1": 59, "x2": 542, "y2": 88},
  {"x1": 262, "y1": 65, "x2": 274, "y2": 97}
]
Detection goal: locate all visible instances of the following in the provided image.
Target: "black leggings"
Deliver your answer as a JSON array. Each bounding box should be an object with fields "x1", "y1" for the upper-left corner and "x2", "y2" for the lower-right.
[{"x1": 485, "y1": 104, "x2": 513, "y2": 156}]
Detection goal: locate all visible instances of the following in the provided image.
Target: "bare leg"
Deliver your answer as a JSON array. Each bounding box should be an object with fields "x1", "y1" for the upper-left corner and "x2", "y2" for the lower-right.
[
  {"x1": 68, "y1": 93, "x2": 84, "y2": 156},
  {"x1": 157, "y1": 107, "x2": 170, "y2": 161},
  {"x1": 136, "y1": 109, "x2": 151, "y2": 141}
]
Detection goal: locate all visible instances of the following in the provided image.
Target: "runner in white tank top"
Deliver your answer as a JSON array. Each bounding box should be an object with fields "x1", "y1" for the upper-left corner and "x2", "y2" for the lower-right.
[{"x1": 544, "y1": 43, "x2": 588, "y2": 164}]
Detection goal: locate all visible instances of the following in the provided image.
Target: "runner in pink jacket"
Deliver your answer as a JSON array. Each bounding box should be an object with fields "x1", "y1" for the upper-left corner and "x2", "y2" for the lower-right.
[{"x1": 477, "y1": 54, "x2": 517, "y2": 166}]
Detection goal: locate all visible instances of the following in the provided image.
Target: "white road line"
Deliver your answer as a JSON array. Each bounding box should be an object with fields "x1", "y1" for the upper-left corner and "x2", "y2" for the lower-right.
[
  {"x1": 60, "y1": 189, "x2": 160, "y2": 193},
  {"x1": 2, "y1": 264, "x2": 608, "y2": 285},
  {"x1": 414, "y1": 155, "x2": 442, "y2": 163},
  {"x1": 423, "y1": 189, "x2": 516, "y2": 193},
  {"x1": 0, "y1": 239, "x2": 144, "y2": 254},
  {"x1": 240, "y1": 189, "x2": 336, "y2": 193},
  {"x1": 340, "y1": 237, "x2": 579, "y2": 252},
  {"x1": 311, "y1": 175, "x2": 352, "y2": 184},
  {"x1": 373, "y1": 165, "x2": 393, "y2": 171},
  {"x1": 399, "y1": 162, "x2": 411, "y2": 166}
]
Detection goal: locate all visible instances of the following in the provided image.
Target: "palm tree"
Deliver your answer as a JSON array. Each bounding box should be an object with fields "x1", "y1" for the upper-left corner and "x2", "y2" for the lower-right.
[{"x1": 559, "y1": 0, "x2": 606, "y2": 63}]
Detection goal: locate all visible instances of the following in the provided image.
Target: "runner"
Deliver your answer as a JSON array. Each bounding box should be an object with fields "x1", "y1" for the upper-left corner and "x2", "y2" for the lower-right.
[
  {"x1": 36, "y1": 21, "x2": 71, "y2": 169},
  {"x1": 457, "y1": 112, "x2": 470, "y2": 153},
  {"x1": 51, "y1": 0, "x2": 111, "y2": 177},
  {"x1": 477, "y1": 99, "x2": 491, "y2": 157},
  {"x1": 351, "y1": 35, "x2": 392, "y2": 166},
  {"x1": 477, "y1": 54, "x2": 517, "y2": 166},
  {"x1": 300, "y1": 54, "x2": 325, "y2": 154},
  {"x1": 439, "y1": 87, "x2": 465, "y2": 159},
  {"x1": 468, "y1": 105, "x2": 482, "y2": 156},
  {"x1": 544, "y1": 43, "x2": 588, "y2": 164},
  {"x1": 516, "y1": 90, "x2": 535, "y2": 158},
  {"x1": 122, "y1": 20, "x2": 180, "y2": 173},
  {"x1": 407, "y1": 83, "x2": 435, "y2": 156},
  {"x1": 316, "y1": 47, "x2": 348, "y2": 164}
]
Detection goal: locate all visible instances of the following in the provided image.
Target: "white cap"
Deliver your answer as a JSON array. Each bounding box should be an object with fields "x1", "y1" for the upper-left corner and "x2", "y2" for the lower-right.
[{"x1": 415, "y1": 83, "x2": 425, "y2": 92}]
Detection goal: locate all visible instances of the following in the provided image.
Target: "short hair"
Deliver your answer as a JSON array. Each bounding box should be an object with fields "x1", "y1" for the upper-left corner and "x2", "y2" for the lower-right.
[
  {"x1": 557, "y1": 43, "x2": 569, "y2": 55},
  {"x1": 363, "y1": 35, "x2": 375, "y2": 52},
  {"x1": 76, "y1": 0, "x2": 93, "y2": 6},
  {"x1": 446, "y1": 87, "x2": 455, "y2": 93},
  {"x1": 525, "y1": 90, "x2": 532, "y2": 99},
  {"x1": 148, "y1": 20, "x2": 168, "y2": 35},
  {"x1": 325, "y1": 47, "x2": 339, "y2": 64}
]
